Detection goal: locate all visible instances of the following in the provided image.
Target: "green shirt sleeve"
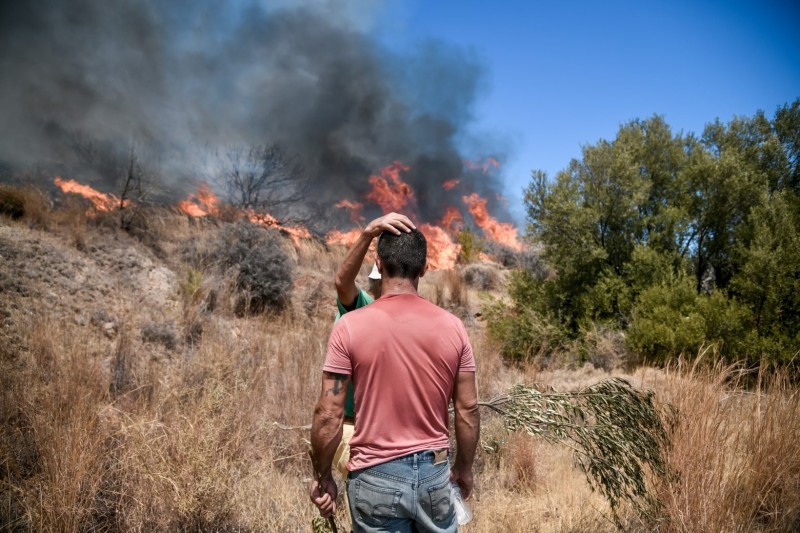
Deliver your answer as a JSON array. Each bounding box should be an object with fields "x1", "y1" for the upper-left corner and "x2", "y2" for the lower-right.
[{"x1": 335, "y1": 288, "x2": 374, "y2": 321}]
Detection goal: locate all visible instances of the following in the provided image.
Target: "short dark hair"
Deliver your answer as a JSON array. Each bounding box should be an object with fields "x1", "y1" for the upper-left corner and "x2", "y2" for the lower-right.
[{"x1": 377, "y1": 229, "x2": 427, "y2": 279}]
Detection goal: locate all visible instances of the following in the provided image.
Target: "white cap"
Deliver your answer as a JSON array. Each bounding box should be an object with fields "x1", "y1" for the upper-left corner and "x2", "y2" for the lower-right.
[{"x1": 368, "y1": 263, "x2": 381, "y2": 280}]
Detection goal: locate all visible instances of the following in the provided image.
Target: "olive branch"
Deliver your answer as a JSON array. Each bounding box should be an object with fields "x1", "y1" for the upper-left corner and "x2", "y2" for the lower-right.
[
  {"x1": 295, "y1": 377, "x2": 675, "y2": 529},
  {"x1": 479, "y1": 377, "x2": 676, "y2": 521}
]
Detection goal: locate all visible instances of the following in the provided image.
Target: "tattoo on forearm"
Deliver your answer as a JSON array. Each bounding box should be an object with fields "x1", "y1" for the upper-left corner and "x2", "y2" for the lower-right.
[{"x1": 323, "y1": 372, "x2": 349, "y2": 397}]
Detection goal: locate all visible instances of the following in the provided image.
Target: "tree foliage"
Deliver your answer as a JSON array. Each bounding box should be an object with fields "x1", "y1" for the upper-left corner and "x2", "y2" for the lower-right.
[{"x1": 491, "y1": 100, "x2": 800, "y2": 366}]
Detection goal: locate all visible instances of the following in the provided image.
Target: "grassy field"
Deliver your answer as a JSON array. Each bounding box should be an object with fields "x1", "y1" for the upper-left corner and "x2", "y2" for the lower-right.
[{"x1": 1, "y1": 200, "x2": 798, "y2": 532}]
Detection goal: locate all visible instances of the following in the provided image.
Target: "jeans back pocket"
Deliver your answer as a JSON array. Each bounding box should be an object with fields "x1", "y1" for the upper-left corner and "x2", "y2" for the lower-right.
[
  {"x1": 352, "y1": 478, "x2": 402, "y2": 527},
  {"x1": 426, "y1": 477, "x2": 454, "y2": 523}
]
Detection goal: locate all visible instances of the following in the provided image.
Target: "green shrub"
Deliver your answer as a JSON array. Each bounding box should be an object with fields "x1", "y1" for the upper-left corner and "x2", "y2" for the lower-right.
[
  {"x1": 627, "y1": 276, "x2": 766, "y2": 363},
  {"x1": 484, "y1": 270, "x2": 569, "y2": 364},
  {"x1": 457, "y1": 228, "x2": 483, "y2": 263},
  {"x1": 628, "y1": 276, "x2": 707, "y2": 362}
]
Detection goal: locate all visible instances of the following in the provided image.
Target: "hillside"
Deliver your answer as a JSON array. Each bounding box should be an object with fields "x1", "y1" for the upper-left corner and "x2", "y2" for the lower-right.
[{"x1": 1, "y1": 203, "x2": 799, "y2": 532}]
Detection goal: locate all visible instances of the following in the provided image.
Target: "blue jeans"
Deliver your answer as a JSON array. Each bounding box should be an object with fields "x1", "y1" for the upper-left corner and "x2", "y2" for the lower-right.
[{"x1": 347, "y1": 450, "x2": 457, "y2": 533}]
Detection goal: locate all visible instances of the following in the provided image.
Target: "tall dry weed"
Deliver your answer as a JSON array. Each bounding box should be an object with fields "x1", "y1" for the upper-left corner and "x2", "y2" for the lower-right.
[
  {"x1": 3, "y1": 316, "x2": 109, "y2": 532},
  {"x1": 424, "y1": 269, "x2": 469, "y2": 313},
  {"x1": 642, "y1": 361, "x2": 800, "y2": 532}
]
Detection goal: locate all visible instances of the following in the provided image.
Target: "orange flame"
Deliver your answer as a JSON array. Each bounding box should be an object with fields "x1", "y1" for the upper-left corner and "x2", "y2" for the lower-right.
[
  {"x1": 442, "y1": 179, "x2": 459, "y2": 191},
  {"x1": 419, "y1": 224, "x2": 461, "y2": 271},
  {"x1": 440, "y1": 206, "x2": 464, "y2": 232},
  {"x1": 247, "y1": 210, "x2": 312, "y2": 247},
  {"x1": 177, "y1": 183, "x2": 219, "y2": 217},
  {"x1": 54, "y1": 176, "x2": 129, "y2": 212},
  {"x1": 326, "y1": 160, "x2": 521, "y2": 270},
  {"x1": 335, "y1": 199, "x2": 365, "y2": 223},
  {"x1": 177, "y1": 184, "x2": 312, "y2": 247},
  {"x1": 325, "y1": 228, "x2": 363, "y2": 248},
  {"x1": 462, "y1": 192, "x2": 522, "y2": 251},
  {"x1": 366, "y1": 161, "x2": 415, "y2": 213}
]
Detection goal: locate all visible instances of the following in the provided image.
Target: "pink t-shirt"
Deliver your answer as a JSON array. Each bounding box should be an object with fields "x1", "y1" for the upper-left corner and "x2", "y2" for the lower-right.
[{"x1": 323, "y1": 293, "x2": 476, "y2": 471}]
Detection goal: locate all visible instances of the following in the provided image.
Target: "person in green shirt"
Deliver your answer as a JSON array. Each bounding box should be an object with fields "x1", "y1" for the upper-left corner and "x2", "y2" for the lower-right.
[{"x1": 330, "y1": 212, "x2": 415, "y2": 525}]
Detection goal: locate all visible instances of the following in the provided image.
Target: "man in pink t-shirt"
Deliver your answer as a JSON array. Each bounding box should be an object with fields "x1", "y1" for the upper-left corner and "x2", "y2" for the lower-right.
[{"x1": 310, "y1": 228, "x2": 480, "y2": 532}]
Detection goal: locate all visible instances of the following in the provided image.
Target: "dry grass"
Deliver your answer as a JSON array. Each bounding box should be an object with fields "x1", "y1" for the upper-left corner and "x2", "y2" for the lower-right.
[
  {"x1": 635, "y1": 362, "x2": 800, "y2": 532},
  {"x1": 1, "y1": 208, "x2": 799, "y2": 532},
  {"x1": 0, "y1": 184, "x2": 51, "y2": 229},
  {"x1": 422, "y1": 268, "x2": 470, "y2": 315}
]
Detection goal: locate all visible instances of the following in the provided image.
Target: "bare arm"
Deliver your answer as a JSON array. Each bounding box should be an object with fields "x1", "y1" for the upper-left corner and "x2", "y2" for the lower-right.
[
  {"x1": 311, "y1": 371, "x2": 350, "y2": 477},
  {"x1": 309, "y1": 371, "x2": 350, "y2": 517},
  {"x1": 335, "y1": 212, "x2": 416, "y2": 307},
  {"x1": 451, "y1": 371, "x2": 480, "y2": 500}
]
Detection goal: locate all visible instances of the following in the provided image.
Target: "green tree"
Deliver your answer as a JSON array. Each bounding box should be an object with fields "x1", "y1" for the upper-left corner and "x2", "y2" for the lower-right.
[
  {"x1": 504, "y1": 100, "x2": 800, "y2": 365},
  {"x1": 525, "y1": 116, "x2": 695, "y2": 331}
]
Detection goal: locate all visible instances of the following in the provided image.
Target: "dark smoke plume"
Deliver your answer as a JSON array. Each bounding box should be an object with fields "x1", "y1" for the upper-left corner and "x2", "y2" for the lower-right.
[{"x1": 0, "y1": 0, "x2": 509, "y2": 227}]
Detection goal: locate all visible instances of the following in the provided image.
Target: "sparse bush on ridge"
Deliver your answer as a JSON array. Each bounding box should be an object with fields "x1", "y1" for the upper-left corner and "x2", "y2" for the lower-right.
[
  {"x1": 179, "y1": 222, "x2": 295, "y2": 316},
  {"x1": 141, "y1": 321, "x2": 178, "y2": 350},
  {"x1": 235, "y1": 240, "x2": 293, "y2": 314},
  {"x1": 0, "y1": 184, "x2": 51, "y2": 228},
  {"x1": 0, "y1": 184, "x2": 28, "y2": 219},
  {"x1": 208, "y1": 222, "x2": 294, "y2": 315},
  {"x1": 463, "y1": 263, "x2": 500, "y2": 291},
  {"x1": 211, "y1": 222, "x2": 271, "y2": 270}
]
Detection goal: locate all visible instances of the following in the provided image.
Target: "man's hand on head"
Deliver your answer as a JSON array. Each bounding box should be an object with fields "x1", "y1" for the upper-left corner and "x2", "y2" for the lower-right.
[{"x1": 363, "y1": 212, "x2": 415, "y2": 239}]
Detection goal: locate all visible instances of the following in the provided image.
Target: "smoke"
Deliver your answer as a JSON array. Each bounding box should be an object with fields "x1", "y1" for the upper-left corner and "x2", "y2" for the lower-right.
[{"x1": 0, "y1": 0, "x2": 509, "y2": 226}]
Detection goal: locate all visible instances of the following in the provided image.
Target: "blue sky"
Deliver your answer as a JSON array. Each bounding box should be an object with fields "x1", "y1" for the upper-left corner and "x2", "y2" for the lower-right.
[{"x1": 373, "y1": 0, "x2": 800, "y2": 220}]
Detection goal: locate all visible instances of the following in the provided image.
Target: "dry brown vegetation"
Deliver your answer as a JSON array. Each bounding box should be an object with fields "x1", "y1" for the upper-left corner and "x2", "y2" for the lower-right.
[{"x1": 1, "y1": 192, "x2": 798, "y2": 532}]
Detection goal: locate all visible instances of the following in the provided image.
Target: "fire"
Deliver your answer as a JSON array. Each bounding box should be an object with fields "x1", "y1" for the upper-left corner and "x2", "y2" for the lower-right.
[
  {"x1": 325, "y1": 228, "x2": 363, "y2": 248},
  {"x1": 247, "y1": 210, "x2": 312, "y2": 247},
  {"x1": 419, "y1": 224, "x2": 461, "y2": 271},
  {"x1": 55, "y1": 162, "x2": 522, "y2": 269},
  {"x1": 366, "y1": 161, "x2": 416, "y2": 213},
  {"x1": 462, "y1": 192, "x2": 523, "y2": 251},
  {"x1": 326, "y1": 160, "x2": 523, "y2": 270},
  {"x1": 442, "y1": 179, "x2": 459, "y2": 191},
  {"x1": 177, "y1": 183, "x2": 219, "y2": 217},
  {"x1": 326, "y1": 162, "x2": 461, "y2": 270},
  {"x1": 440, "y1": 207, "x2": 463, "y2": 232},
  {"x1": 177, "y1": 184, "x2": 312, "y2": 247},
  {"x1": 335, "y1": 199, "x2": 365, "y2": 223},
  {"x1": 54, "y1": 177, "x2": 128, "y2": 212}
]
